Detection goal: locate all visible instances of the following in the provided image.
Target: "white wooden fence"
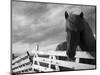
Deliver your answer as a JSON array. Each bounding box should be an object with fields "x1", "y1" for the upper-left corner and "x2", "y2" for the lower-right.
[{"x1": 12, "y1": 51, "x2": 96, "y2": 74}]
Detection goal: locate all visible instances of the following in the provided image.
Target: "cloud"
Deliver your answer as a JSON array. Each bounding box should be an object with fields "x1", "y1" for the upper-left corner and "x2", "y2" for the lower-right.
[
  {"x1": 12, "y1": 1, "x2": 96, "y2": 54},
  {"x1": 12, "y1": 1, "x2": 66, "y2": 44}
]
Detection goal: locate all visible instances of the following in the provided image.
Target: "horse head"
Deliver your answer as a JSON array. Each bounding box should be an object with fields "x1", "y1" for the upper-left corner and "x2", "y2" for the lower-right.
[{"x1": 64, "y1": 10, "x2": 96, "y2": 59}]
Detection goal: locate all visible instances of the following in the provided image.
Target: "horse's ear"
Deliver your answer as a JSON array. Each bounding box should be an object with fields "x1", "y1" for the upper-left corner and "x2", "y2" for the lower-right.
[
  {"x1": 80, "y1": 12, "x2": 84, "y2": 18},
  {"x1": 65, "y1": 11, "x2": 69, "y2": 19}
]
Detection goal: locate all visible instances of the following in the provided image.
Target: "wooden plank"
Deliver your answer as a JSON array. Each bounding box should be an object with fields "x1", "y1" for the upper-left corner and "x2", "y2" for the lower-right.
[
  {"x1": 13, "y1": 65, "x2": 32, "y2": 72},
  {"x1": 12, "y1": 51, "x2": 94, "y2": 65},
  {"x1": 12, "y1": 58, "x2": 29, "y2": 69},
  {"x1": 12, "y1": 57, "x2": 21, "y2": 64},
  {"x1": 32, "y1": 64, "x2": 55, "y2": 72},
  {"x1": 12, "y1": 50, "x2": 95, "y2": 73},
  {"x1": 32, "y1": 51, "x2": 94, "y2": 59},
  {"x1": 12, "y1": 54, "x2": 27, "y2": 64},
  {"x1": 20, "y1": 68, "x2": 36, "y2": 73},
  {"x1": 33, "y1": 57, "x2": 95, "y2": 70}
]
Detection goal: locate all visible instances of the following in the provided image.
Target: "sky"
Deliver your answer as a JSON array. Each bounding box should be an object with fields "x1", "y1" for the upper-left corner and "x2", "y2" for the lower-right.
[{"x1": 12, "y1": 1, "x2": 96, "y2": 55}]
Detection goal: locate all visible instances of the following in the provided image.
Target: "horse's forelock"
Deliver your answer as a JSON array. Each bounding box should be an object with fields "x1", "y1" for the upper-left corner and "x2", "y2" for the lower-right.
[
  {"x1": 67, "y1": 12, "x2": 84, "y2": 24},
  {"x1": 69, "y1": 8, "x2": 82, "y2": 15}
]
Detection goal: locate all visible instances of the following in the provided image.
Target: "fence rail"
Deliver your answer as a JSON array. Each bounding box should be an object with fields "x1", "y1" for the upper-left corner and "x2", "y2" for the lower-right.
[{"x1": 12, "y1": 51, "x2": 96, "y2": 74}]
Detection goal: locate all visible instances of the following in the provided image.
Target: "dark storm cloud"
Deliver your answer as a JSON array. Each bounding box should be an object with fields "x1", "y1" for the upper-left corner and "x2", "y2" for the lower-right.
[
  {"x1": 22, "y1": 24, "x2": 65, "y2": 44},
  {"x1": 12, "y1": 18, "x2": 65, "y2": 44},
  {"x1": 12, "y1": 1, "x2": 96, "y2": 45},
  {"x1": 12, "y1": 1, "x2": 49, "y2": 16},
  {"x1": 12, "y1": 1, "x2": 50, "y2": 27},
  {"x1": 12, "y1": 1, "x2": 66, "y2": 45}
]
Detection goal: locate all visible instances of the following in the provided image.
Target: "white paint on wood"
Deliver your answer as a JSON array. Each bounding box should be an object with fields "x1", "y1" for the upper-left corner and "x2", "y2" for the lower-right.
[
  {"x1": 12, "y1": 58, "x2": 29, "y2": 69},
  {"x1": 13, "y1": 65, "x2": 31, "y2": 72},
  {"x1": 12, "y1": 51, "x2": 95, "y2": 73},
  {"x1": 32, "y1": 51, "x2": 94, "y2": 59},
  {"x1": 33, "y1": 57, "x2": 95, "y2": 70},
  {"x1": 32, "y1": 64, "x2": 55, "y2": 72},
  {"x1": 12, "y1": 54, "x2": 27, "y2": 64}
]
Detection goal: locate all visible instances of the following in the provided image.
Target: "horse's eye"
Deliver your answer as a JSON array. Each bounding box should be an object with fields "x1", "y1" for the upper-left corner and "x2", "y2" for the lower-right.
[
  {"x1": 65, "y1": 11, "x2": 69, "y2": 19},
  {"x1": 80, "y1": 12, "x2": 84, "y2": 19}
]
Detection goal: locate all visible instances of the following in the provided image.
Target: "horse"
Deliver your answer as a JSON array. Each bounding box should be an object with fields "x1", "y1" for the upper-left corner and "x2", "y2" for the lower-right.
[
  {"x1": 64, "y1": 10, "x2": 96, "y2": 60},
  {"x1": 56, "y1": 41, "x2": 67, "y2": 51}
]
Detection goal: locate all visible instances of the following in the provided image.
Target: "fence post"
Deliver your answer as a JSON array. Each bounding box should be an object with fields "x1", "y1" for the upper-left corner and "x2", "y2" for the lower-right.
[
  {"x1": 52, "y1": 56, "x2": 60, "y2": 71},
  {"x1": 48, "y1": 55, "x2": 60, "y2": 71},
  {"x1": 75, "y1": 58, "x2": 80, "y2": 63},
  {"x1": 48, "y1": 55, "x2": 52, "y2": 69},
  {"x1": 32, "y1": 51, "x2": 41, "y2": 72},
  {"x1": 32, "y1": 54, "x2": 35, "y2": 72}
]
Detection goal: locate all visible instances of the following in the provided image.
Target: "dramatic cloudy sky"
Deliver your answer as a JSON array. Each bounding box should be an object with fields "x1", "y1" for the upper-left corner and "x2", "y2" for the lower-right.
[{"x1": 12, "y1": 1, "x2": 96, "y2": 55}]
